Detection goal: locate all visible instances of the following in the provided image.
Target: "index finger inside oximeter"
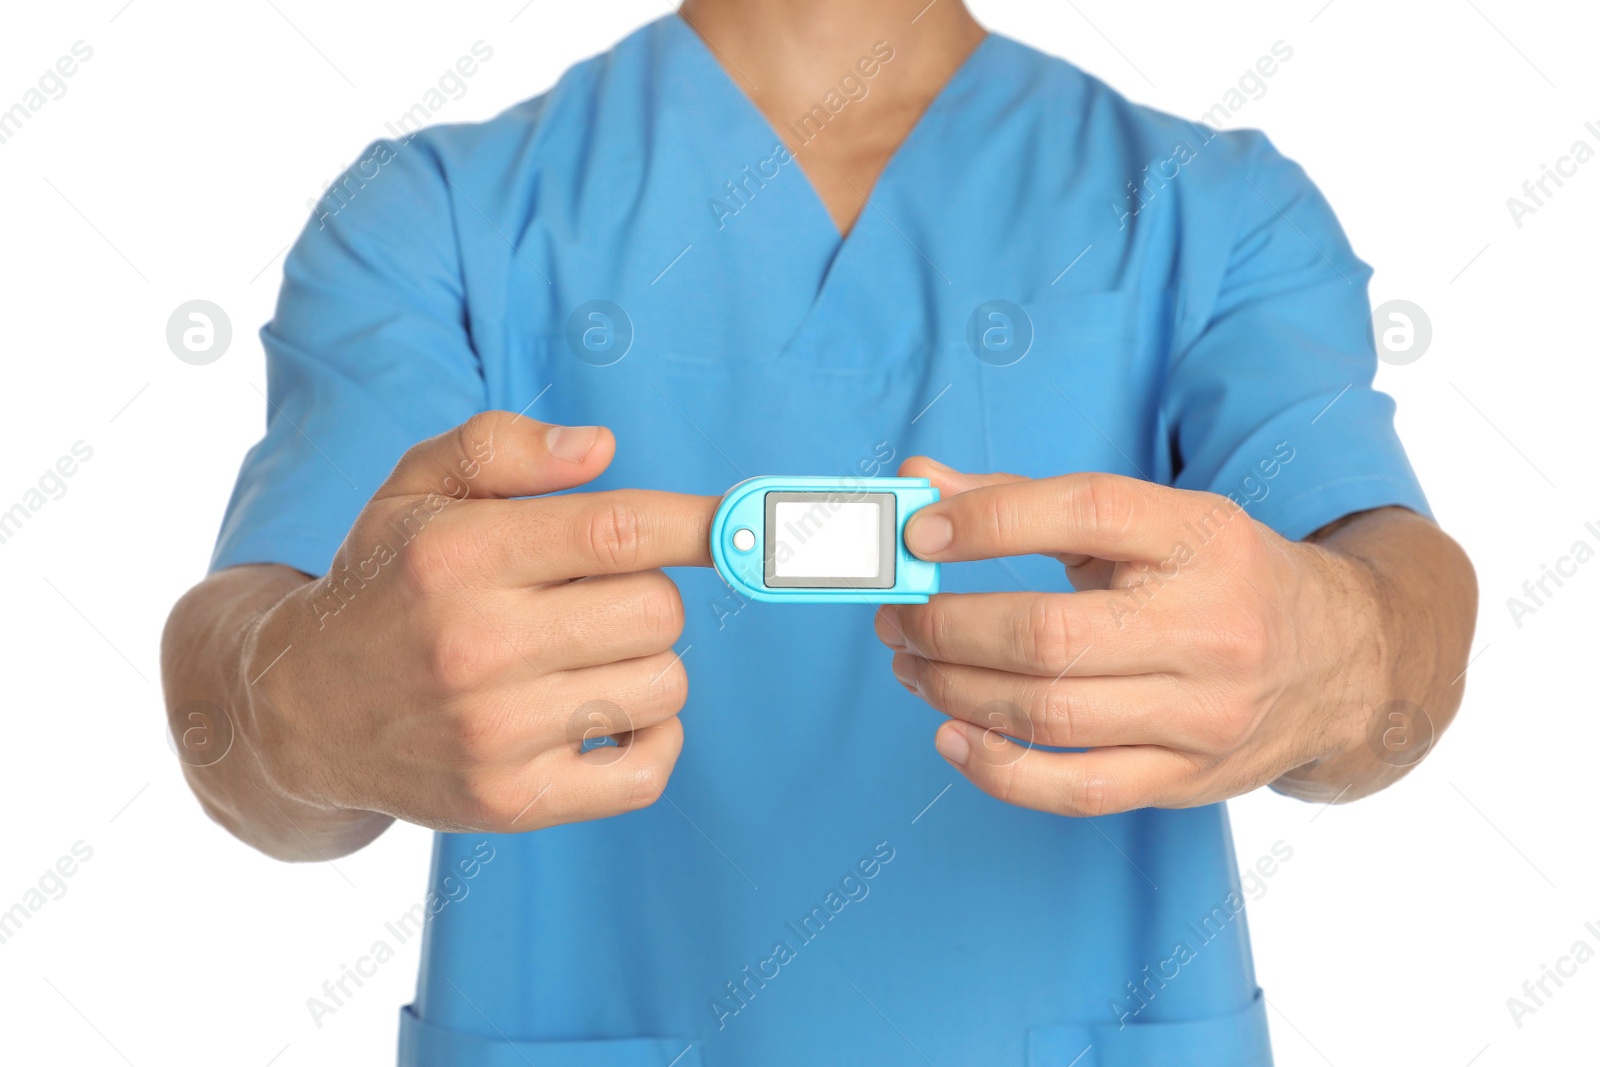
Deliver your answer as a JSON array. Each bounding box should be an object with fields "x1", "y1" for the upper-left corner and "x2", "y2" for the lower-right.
[{"x1": 711, "y1": 477, "x2": 940, "y2": 604}]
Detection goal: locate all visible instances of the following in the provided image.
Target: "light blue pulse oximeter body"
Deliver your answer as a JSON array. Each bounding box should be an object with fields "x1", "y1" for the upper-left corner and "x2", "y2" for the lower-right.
[{"x1": 710, "y1": 476, "x2": 941, "y2": 604}]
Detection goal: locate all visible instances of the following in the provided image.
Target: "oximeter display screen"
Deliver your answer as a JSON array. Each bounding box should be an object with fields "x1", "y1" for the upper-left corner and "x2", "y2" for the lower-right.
[{"x1": 764, "y1": 492, "x2": 896, "y2": 589}]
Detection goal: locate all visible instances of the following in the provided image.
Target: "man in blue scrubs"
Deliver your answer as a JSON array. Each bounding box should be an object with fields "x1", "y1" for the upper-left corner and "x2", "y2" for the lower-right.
[{"x1": 162, "y1": 2, "x2": 1477, "y2": 1063}]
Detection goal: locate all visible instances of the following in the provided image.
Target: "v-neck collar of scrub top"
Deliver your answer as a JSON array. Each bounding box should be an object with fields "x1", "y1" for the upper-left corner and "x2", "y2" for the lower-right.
[{"x1": 657, "y1": 14, "x2": 1002, "y2": 362}]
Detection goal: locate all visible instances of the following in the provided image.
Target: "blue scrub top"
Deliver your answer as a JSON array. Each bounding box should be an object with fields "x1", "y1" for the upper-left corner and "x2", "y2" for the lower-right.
[{"x1": 214, "y1": 15, "x2": 1428, "y2": 1066}]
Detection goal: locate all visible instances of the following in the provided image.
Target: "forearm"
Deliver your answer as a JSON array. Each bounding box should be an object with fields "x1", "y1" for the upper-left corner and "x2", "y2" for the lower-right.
[
  {"x1": 160, "y1": 565, "x2": 393, "y2": 861},
  {"x1": 1272, "y1": 507, "x2": 1478, "y2": 802}
]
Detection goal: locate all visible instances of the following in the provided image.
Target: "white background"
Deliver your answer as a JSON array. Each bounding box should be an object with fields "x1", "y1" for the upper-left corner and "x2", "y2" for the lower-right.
[{"x1": 1, "y1": 1, "x2": 1596, "y2": 1064}]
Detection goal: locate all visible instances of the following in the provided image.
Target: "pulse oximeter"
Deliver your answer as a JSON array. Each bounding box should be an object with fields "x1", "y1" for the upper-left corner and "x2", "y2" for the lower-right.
[{"x1": 710, "y1": 476, "x2": 941, "y2": 604}]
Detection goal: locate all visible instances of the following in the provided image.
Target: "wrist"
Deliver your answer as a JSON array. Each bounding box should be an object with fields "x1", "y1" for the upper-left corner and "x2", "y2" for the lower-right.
[
  {"x1": 243, "y1": 591, "x2": 395, "y2": 852},
  {"x1": 239, "y1": 583, "x2": 347, "y2": 815},
  {"x1": 1271, "y1": 540, "x2": 1397, "y2": 800}
]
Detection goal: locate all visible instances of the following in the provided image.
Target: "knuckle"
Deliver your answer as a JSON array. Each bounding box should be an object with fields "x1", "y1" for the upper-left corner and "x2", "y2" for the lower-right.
[
  {"x1": 395, "y1": 438, "x2": 434, "y2": 478},
  {"x1": 1208, "y1": 606, "x2": 1272, "y2": 671},
  {"x1": 636, "y1": 572, "x2": 685, "y2": 644},
  {"x1": 584, "y1": 500, "x2": 645, "y2": 570},
  {"x1": 426, "y1": 623, "x2": 501, "y2": 693},
  {"x1": 1033, "y1": 683, "x2": 1080, "y2": 746},
  {"x1": 902, "y1": 656, "x2": 933, "y2": 701},
  {"x1": 1063, "y1": 771, "x2": 1119, "y2": 818},
  {"x1": 397, "y1": 523, "x2": 469, "y2": 594},
  {"x1": 448, "y1": 699, "x2": 518, "y2": 766},
  {"x1": 971, "y1": 490, "x2": 1014, "y2": 549},
  {"x1": 647, "y1": 655, "x2": 690, "y2": 711},
  {"x1": 1019, "y1": 596, "x2": 1075, "y2": 673},
  {"x1": 568, "y1": 697, "x2": 634, "y2": 748},
  {"x1": 396, "y1": 535, "x2": 442, "y2": 594},
  {"x1": 989, "y1": 762, "x2": 1022, "y2": 807},
  {"x1": 983, "y1": 745, "x2": 1038, "y2": 807},
  {"x1": 621, "y1": 761, "x2": 668, "y2": 812},
  {"x1": 1188, "y1": 684, "x2": 1254, "y2": 752},
  {"x1": 1196, "y1": 497, "x2": 1253, "y2": 562},
  {"x1": 1205, "y1": 708, "x2": 1253, "y2": 753},
  {"x1": 1193, "y1": 492, "x2": 1239, "y2": 532},
  {"x1": 458, "y1": 772, "x2": 525, "y2": 833},
  {"x1": 910, "y1": 603, "x2": 952, "y2": 662},
  {"x1": 456, "y1": 412, "x2": 505, "y2": 466},
  {"x1": 888, "y1": 608, "x2": 923, "y2": 658},
  {"x1": 1075, "y1": 474, "x2": 1133, "y2": 539}
]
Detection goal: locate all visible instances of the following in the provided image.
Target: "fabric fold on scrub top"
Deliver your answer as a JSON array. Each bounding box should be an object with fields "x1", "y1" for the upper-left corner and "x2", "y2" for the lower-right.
[{"x1": 214, "y1": 13, "x2": 1428, "y2": 1066}]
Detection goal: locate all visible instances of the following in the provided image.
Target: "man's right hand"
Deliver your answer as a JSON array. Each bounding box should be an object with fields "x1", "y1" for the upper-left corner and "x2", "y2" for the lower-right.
[{"x1": 167, "y1": 412, "x2": 717, "y2": 854}]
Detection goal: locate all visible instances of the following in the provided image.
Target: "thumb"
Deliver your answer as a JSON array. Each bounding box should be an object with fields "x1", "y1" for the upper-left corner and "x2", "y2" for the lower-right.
[
  {"x1": 897, "y1": 457, "x2": 1104, "y2": 578},
  {"x1": 377, "y1": 411, "x2": 615, "y2": 501},
  {"x1": 897, "y1": 456, "x2": 1028, "y2": 498}
]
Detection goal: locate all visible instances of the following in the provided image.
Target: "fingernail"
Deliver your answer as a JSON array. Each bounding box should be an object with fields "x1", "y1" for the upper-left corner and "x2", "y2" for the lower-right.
[
  {"x1": 905, "y1": 513, "x2": 953, "y2": 556},
  {"x1": 935, "y1": 724, "x2": 971, "y2": 766},
  {"x1": 890, "y1": 653, "x2": 917, "y2": 689},
  {"x1": 547, "y1": 425, "x2": 599, "y2": 463},
  {"x1": 923, "y1": 457, "x2": 952, "y2": 472}
]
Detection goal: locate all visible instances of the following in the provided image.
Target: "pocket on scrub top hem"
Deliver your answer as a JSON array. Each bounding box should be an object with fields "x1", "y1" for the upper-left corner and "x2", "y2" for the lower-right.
[
  {"x1": 1025, "y1": 989, "x2": 1273, "y2": 1067},
  {"x1": 398, "y1": 1006, "x2": 704, "y2": 1067}
]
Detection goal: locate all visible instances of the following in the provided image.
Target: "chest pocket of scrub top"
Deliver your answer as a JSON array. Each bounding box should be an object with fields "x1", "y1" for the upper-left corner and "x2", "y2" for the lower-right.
[
  {"x1": 646, "y1": 335, "x2": 943, "y2": 482},
  {"x1": 973, "y1": 291, "x2": 1153, "y2": 481},
  {"x1": 970, "y1": 290, "x2": 1154, "y2": 591}
]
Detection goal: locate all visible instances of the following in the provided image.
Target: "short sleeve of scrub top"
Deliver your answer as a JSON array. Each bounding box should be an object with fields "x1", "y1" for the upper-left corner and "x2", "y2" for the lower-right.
[
  {"x1": 211, "y1": 17, "x2": 1429, "y2": 1067},
  {"x1": 1158, "y1": 132, "x2": 1429, "y2": 540},
  {"x1": 211, "y1": 136, "x2": 488, "y2": 576}
]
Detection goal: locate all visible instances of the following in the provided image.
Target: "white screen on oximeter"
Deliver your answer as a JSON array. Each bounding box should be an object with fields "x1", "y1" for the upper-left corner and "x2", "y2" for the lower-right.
[{"x1": 763, "y1": 491, "x2": 897, "y2": 589}]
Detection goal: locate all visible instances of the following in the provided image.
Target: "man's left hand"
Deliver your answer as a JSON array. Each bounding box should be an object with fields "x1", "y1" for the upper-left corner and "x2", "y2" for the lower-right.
[{"x1": 874, "y1": 457, "x2": 1473, "y2": 815}]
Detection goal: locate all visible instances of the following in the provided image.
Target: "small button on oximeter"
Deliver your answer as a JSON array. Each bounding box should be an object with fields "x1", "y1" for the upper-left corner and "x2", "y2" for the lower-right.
[{"x1": 710, "y1": 476, "x2": 940, "y2": 604}]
